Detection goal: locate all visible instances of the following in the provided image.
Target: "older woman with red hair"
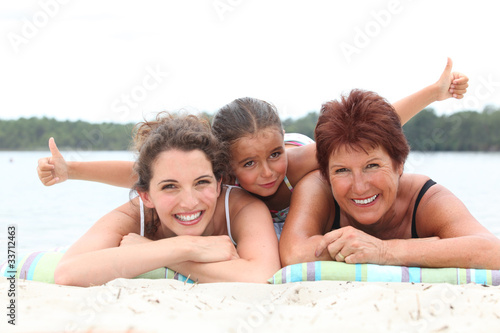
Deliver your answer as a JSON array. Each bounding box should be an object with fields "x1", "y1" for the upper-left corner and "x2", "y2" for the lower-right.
[{"x1": 280, "y1": 89, "x2": 500, "y2": 269}]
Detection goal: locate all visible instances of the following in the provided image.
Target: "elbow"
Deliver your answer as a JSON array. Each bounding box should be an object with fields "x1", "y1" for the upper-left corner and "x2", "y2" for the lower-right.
[
  {"x1": 243, "y1": 260, "x2": 282, "y2": 284},
  {"x1": 253, "y1": 267, "x2": 281, "y2": 284},
  {"x1": 480, "y1": 236, "x2": 500, "y2": 270},
  {"x1": 54, "y1": 261, "x2": 82, "y2": 287},
  {"x1": 279, "y1": 242, "x2": 314, "y2": 268},
  {"x1": 280, "y1": 253, "x2": 305, "y2": 268}
]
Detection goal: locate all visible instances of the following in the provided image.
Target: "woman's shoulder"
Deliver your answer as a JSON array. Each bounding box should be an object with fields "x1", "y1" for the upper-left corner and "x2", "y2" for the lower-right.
[
  {"x1": 399, "y1": 173, "x2": 445, "y2": 209},
  {"x1": 400, "y1": 173, "x2": 435, "y2": 191},
  {"x1": 219, "y1": 185, "x2": 264, "y2": 211},
  {"x1": 218, "y1": 185, "x2": 272, "y2": 233}
]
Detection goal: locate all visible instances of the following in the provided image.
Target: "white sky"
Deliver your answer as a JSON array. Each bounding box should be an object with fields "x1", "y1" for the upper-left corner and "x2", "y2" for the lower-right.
[{"x1": 1, "y1": 0, "x2": 499, "y2": 123}]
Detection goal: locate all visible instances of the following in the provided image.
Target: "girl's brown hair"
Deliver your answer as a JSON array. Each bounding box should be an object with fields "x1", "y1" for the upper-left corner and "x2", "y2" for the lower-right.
[{"x1": 211, "y1": 97, "x2": 283, "y2": 179}]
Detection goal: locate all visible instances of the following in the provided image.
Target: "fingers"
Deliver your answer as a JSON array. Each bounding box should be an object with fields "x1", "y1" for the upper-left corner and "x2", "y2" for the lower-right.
[
  {"x1": 37, "y1": 157, "x2": 54, "y2": 171},
  {"x1": 452, "y1": 72, "x2": 469, "y2": 85},
  {"x1": 40, "y1": 173, "x2": 59, "y2": 186},
  {"x1": 450, "y1": 72, "x2": 469, "y2": 99},
  {"x1": 326, "y1": 241, "x2": 349, "y2": 262},
  {"x1": 37, "y1": 157, "x2": 59, "y2": 186},
  {"x1": 48, "y1": 137, "x2": 63, "y2": 158},
  {"x1": 315, "y1": 230, "x2": 342, "y2": 257}
]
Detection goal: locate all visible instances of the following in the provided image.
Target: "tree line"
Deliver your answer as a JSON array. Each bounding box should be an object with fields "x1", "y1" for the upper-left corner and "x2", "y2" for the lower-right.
[{"x1": 1, "y1": 107, "x2": 500, "y2": 151}]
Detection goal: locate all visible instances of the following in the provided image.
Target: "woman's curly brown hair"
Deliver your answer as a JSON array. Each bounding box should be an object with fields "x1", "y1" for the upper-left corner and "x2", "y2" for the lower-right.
[{"x1": 131, "y1": 112, "x2": 228, "y2": 237}]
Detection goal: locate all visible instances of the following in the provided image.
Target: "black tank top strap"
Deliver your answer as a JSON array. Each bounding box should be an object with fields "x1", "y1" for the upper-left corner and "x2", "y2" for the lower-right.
[
  {"x1": 331, "y1": 198, "x2": 341, "y2": 231},
  {"x1": 411, "y1": 179, "x2": 437, "y2": 238}
]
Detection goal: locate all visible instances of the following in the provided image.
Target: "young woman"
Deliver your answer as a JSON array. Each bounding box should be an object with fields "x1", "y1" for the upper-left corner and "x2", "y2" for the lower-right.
[{"x1": 54, "y1": 114, "x2": 280, "y2": 287}]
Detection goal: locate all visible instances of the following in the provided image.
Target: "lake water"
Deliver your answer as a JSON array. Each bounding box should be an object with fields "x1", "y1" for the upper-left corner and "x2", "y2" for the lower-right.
[{"x1": 1, "y1": 150, "x2": 499, "y2": 258}]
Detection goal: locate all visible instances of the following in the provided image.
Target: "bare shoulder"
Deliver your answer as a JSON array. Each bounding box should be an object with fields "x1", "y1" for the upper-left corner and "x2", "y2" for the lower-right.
[
  {"x1": 220, "y1": 186, "x2": 267, "y2": 217},
  {"x1": 401, "y1": 173, "x2": 461, "y2": 202},
  {"x1": 221, "y1": 186, "x2": 275, "y2": 244},
  {"x1": 399, "y1": 173, "x2": 437, "y2": 201},
  {"x1": 224, "y1": 185, "x2": 259, "y2": 203},
  {"x1": 402, "y1": 173, "x2": 485, "y2": 237}
]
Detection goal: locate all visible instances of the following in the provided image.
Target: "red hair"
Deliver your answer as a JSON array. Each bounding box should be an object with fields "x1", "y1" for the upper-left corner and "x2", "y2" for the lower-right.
[{"x1": 315, "y1": 89, "x2": 410, "y2": 181}]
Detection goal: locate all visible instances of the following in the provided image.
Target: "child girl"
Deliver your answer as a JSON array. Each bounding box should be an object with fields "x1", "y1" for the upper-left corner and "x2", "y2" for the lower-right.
[
  {"x1": 54, "y1": 113, "x2": 280, "y2": 286},
  {"x1": 39, "y1": 59, "x2": 468, "y2": 239}
]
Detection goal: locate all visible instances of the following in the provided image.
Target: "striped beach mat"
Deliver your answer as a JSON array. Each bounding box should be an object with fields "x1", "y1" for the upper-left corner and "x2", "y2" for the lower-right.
[
  {"x1": 0, "y1": 249, "x2": 194, "y2": 284},
  {"x1": 3, "y1": 251, "x2": 498, "y2": 285},
  {"x1": 269, "y1": 261, "x2": 500, "y2": 285}
]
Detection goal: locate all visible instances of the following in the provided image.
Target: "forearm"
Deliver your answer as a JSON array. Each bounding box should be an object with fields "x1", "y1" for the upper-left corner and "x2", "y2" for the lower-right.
[
  {"x1": 67, "y1": 161, "x2": 136, "y2": 188},
  {"x1": 169, "y1": 258, "x2": 279, "y2": 283},
  {"x1": 392, "y1": 84, "x2": 438, "y2": 125},
  {"x1": 55, "y1": 238, "x2": 189, "y2": 286},
  {"x1": 384, "y1": 235, "x2": 500, "y2": 269}
]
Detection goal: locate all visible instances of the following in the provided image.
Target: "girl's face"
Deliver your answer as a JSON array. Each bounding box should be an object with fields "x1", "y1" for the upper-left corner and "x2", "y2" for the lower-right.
[
  {"x1": 140, "y1": 149, "x2": 221, "y2": 237},
  {"x1": 230, "y1": 127, "x2": 287, "y2": 198},
  {"x1": 328, "y1": 144, "x2": 403, "y2": 225}
]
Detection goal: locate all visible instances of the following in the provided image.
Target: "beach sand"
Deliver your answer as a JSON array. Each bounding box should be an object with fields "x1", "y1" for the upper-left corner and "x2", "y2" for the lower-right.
[{"x1": 1, "y1": 277, "x2": 499, "y2": 332}]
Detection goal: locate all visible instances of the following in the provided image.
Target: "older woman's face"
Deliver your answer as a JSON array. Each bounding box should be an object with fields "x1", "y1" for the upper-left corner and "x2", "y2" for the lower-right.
[{"x1": 328, "y1": 144, "x2": 403, "y2": 225}]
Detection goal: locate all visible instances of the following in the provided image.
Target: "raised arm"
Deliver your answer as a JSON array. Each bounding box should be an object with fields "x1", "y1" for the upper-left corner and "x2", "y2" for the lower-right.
[
  {"x1": 279, "y1": 170, "x2": 337, "y2": 266},
  {"x1": 54, "y1": 198, "x2": 238, "y2": 287},
  {"x1": 37, "y1": 137, "x2": 137, "y2": 188},
  {"x1": 168, "y1": 188, "x2": 281, "y2": 283},
  {"x1": 393, "y1": 57, "x2": 469, "y2": 125}
]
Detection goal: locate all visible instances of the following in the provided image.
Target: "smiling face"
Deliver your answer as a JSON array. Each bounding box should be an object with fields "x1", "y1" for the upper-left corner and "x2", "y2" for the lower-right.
[
  {"x1": 328, "y1": 144, "x2": 403, "y2": 225},
  {"x1": 139, "y1": 149, "x2": 221, "y2": 237},
  {"x1": 230, "y1": 127, "x2": 287, "y2": 198}
]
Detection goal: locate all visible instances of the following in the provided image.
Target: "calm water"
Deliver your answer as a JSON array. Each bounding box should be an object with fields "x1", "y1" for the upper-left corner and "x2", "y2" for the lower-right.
[{"x1": 1, "y1": 151, "x2": 499, "y2": 257}]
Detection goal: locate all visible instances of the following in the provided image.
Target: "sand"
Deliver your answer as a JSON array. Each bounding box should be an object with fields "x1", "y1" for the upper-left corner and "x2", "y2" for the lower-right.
[{"x1": 1, "y1": 277, "x2": 500, "y2": 333}]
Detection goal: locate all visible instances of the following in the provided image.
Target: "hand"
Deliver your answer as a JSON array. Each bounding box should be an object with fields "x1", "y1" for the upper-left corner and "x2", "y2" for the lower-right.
[
  {"x1": 120, "y1": 233, "x2": 153, "y2": 247},
  {"x1": 185, "y1": 235, "x2": 240, "y2": 263},
  {"x1": 37, "y1": 138, "x2": 68, "y2": 186},
  {"x1": 435, "y1": 57, "x2": 469, "y2": 101},
  {"x1": 315, "y1": 226, "x2": 386, "y2": 264}
]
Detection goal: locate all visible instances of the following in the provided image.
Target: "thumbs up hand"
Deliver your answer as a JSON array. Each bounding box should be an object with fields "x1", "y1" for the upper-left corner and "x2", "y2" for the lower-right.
[
  {"x1": 436, "y1": 57, "x2": 469, "y2": 101},
  {"x1": 37, "y1": 137, "x2": 68, "y2": 186}
]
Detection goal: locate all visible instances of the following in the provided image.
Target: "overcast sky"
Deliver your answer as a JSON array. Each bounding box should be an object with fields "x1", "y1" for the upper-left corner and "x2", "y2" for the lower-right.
[{"x1": 1, "y1": 0, "x2": 499, "y2": 123}]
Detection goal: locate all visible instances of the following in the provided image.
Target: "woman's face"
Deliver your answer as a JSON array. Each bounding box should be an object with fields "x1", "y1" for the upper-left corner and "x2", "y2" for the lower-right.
[
  {"x1": 140, "y1": 149, "x2": 221, "y2": 237},
  {"x1": 328, "y1": 144, "x2": 403, "y2": 225},
  {"x1": 230, "y1": 127, "x2": 287, "y2": 198}
]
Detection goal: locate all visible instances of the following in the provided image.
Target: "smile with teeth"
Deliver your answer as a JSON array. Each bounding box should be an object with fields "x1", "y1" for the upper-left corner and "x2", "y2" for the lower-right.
[
  {"x1": 175, "y1": 211, "x2": 202, "y2": 222},
  {"x1": 353, "y1": 194, "x2": 378, "y2": 205}
]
